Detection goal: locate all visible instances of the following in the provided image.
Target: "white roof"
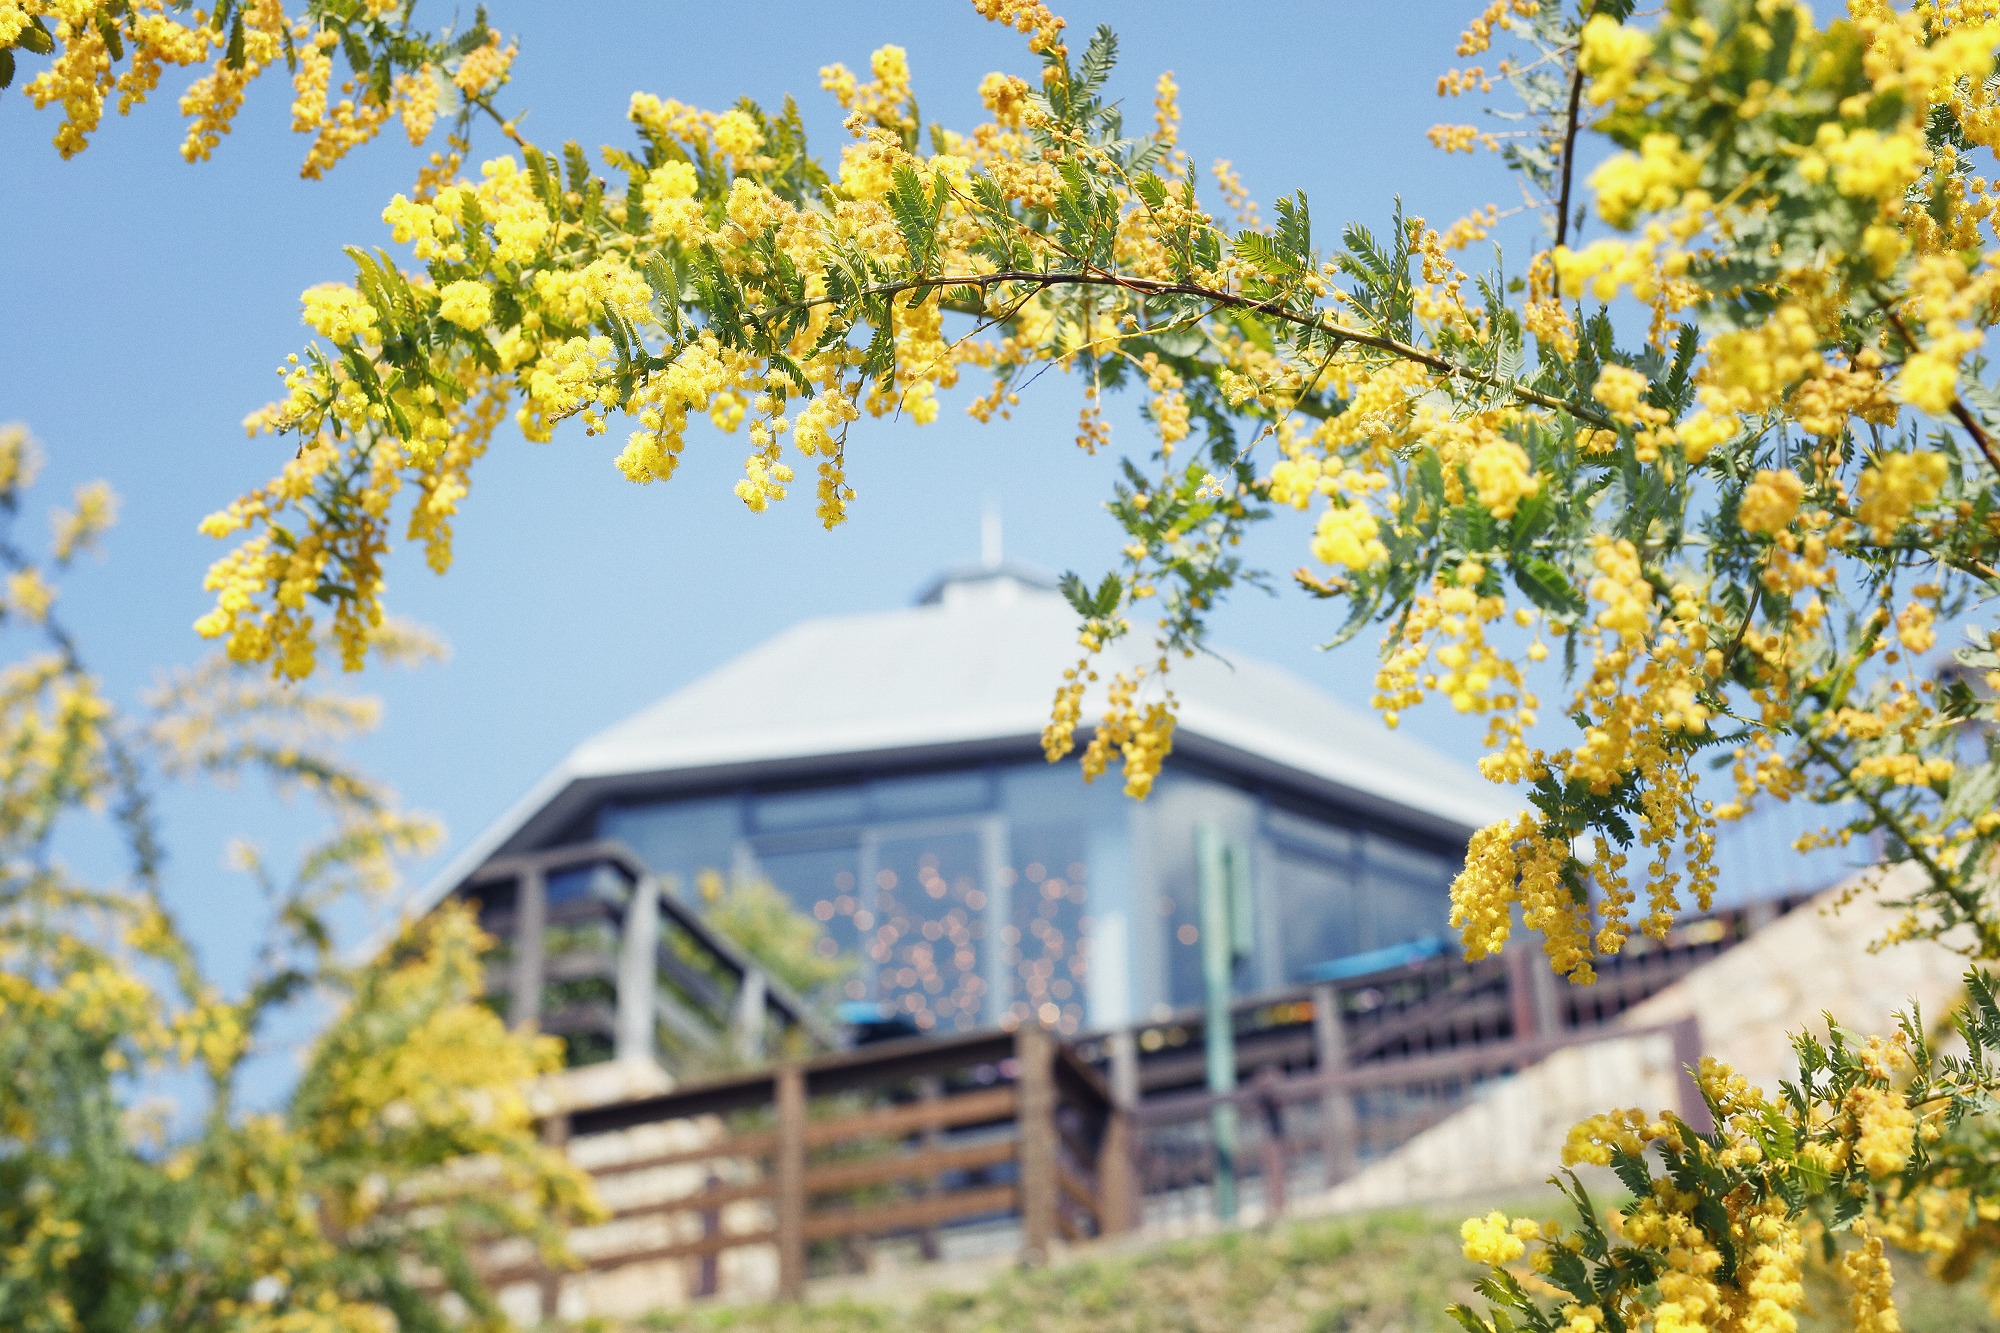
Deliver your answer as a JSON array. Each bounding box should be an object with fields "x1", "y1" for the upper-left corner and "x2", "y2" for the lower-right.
[{"x1": 415, "y1": 570, "x2": 1512, "y2": 910}]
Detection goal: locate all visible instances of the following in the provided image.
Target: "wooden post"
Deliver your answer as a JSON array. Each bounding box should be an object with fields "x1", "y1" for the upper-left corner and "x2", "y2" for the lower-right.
[
  {"x1": 1311, "y1": 983, "x2": 1356, "y2": 1187},
  {"x1": 697, "y1": 1170, "x2": 722, "y2": 1297},
  {"x1": 1097, "y1": 1107, "x2": 1137, "y2": 1234},
  {"x1": 774, "y1": 1065, "x2": 807, "y2": 1300},
  {"x1": 1099, "y1": 1023, "x2": 1140, "y2": 1235},
  {"x1": 1255, "y1": 1066, "x2": 1286, "y2": 1222},
  {"x1": 1015, "y1": 1024, "x2": 1056, "y2": 1264},
  {"x1": 916, "y1": 1074, "x2": 942, "y2": 1261},
  {"x1": 510, "y1": 867, "x2": 548, "y2": 1032},
  {"x1": 536, "y1": 1109, "x2": 571, "y2": 1319}
]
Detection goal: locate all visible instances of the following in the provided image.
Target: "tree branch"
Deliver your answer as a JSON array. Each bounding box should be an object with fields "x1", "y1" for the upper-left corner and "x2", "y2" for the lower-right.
[
  {"x1": 1554, "y1": 41, "x2": 1588, "y2": 251},
  {"x1": 1802, "y1": 730, "x2": 2000, "y2": 958},
  {"x1": 748, "y1": 269, "x2": 1616, "y2": 428},
  {"x1": 1883, "y1": 309, "x2": 2000, "y2": 480}
]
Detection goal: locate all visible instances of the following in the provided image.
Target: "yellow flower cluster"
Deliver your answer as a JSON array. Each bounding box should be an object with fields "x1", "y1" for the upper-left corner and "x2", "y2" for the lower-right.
[
  {"x1": 1856, "y1": 450, "x2": 1949, "y2": 543},
  {"x1": 1838, "y1": 1225, "x2": 1901, "y2": 1333},
  {"x1": 9, "y1": 0, "x2": 515, "y2": 177},
  {"x1": 1592, "y1": 134, "x2": 1701, "y2": 230},
  {"x1": 1310, "y1": 504, "x2": 1386, "y2": 571},
  {"x1": 1578, "y1": 12, "x2": 1651, "y2": 105},
  {"x1": 1509, "y1": 1061, "x2": 1830, "y2": 1333},
  {"x1": 300, "y1": 284, "x2": 380, "y2": 344},
  {"x1": 1466, "y1": 437, "x2": 1538, "y2": 518},
  {"x1": 822, "y1": 44, "x2": 916, "y2": 136},
  {"x1": 1738, "y1": 469, "x2": 1805, "y2": 536},
  {"x1": 1460, "y1": 1210, "x2": 1540, "y2": 1264},
  {"x1": 1450, "y1": 812, "x2": 1588, "y2": 976},
  {"x1": 970, "y1": 0, "x2": 1068, "y2": 54},
  {"x1": 1847, "y1": 1084, "x2": 1918, "y2": 1177},
  {"x1": 434, "y1": 279, "x2": 493, "y2": 331},
  {"x1": 1081, "y1": 667, "x2": 1176, "y2": 799}
]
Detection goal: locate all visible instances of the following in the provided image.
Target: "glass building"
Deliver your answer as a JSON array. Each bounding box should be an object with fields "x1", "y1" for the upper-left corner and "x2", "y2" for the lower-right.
[{"x1": 419, "y1": 565, "x2": 1512, "y2": 1065}]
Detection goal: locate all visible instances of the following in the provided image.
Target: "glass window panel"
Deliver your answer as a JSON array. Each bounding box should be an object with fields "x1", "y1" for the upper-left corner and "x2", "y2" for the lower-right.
[
  {"x1": 1152, "y1": 820, "x2": 1205, "y2": 1011},
  {"x1": 867, "y1": 829, "x2": 988, "y2": 1034},
  {"x1": 1272, "y1": 849, "x2": 1363, "y2": 982},
  {"x1": 1003, "y1": 822, "x2": 1090, "y2": 1036},
  {"x1": 1141, "y1": 776, "x2": 1259, "y2": 1011},
  {"x1": 868, "y1": 770, "x2": 993, "y2": 820},
  {"x1": 1266, "y1": 806, "x2": 1358, "y2": 862},
  {"x1": 1360, "y1": 833, "x2": 1455, "y2": 949},
  {"x1": 752, "y1": 785, "x2": 867, "y2": 832},
  {"x1": 753, "y1": 839, "x2": 866, "y2": 995},
  {"x1": 597, "y1": 796, "x2": 741, "y2": 892}
]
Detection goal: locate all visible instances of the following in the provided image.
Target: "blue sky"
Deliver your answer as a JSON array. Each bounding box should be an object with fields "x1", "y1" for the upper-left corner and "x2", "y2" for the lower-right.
[{"x1": 0, "y1": 3, "x2": 1527, "y2": 983}]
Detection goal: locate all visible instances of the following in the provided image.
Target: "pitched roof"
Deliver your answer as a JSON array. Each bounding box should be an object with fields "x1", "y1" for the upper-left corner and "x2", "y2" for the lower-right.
[{"x1": 413, "y1": 570, "x2": 1513, "y2": 912}]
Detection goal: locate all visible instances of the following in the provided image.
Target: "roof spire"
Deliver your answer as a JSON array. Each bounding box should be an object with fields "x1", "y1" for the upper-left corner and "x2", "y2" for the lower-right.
[{"x1": 980, "y1": 502, "x2": 1003, "y2": 569}]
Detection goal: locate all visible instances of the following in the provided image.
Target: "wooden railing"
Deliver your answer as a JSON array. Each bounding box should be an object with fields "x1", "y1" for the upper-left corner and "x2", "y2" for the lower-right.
[
  {"x1": 1074, "y1": 893, "x2": 1808, "y2": 1101},
  {"x1": 1069, "y1": 896, "x2": 1802, "y2": 1219},
  {"x1": 502, "y1": 894, "x2": 1797, "y2": 1310},
  {"x1": 507, "y1": 1024, "x2": 1125, "y2": 1317},
  {"x1": 1123, "y1": 1014, "x2": 1707, "y2": 1224}
]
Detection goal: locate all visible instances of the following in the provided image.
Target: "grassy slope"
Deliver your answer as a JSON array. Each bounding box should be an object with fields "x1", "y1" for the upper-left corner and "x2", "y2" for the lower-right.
[{"x1": 628, "y1": 1204, "x2": 1999, "y2": 1333}]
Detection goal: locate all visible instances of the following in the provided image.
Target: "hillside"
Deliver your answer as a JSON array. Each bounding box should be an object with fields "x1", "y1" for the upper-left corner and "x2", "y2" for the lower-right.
[{"x1": 627, "y1": 1202, "x2": 1998, "y2": 1333}]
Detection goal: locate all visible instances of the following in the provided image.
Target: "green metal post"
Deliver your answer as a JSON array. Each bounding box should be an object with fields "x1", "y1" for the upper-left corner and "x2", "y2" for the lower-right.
[{"x1": 1196, "y1": 825, "x2": 1239, "y2": 1222}]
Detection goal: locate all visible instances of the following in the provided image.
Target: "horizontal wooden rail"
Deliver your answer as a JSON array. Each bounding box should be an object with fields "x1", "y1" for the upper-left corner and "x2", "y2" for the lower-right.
[
  {"x1": 806, "y1": 1138, "x2": 1017, "y2": 1194},
  {"x1": 612, "y1": 1178, "x2": 771, "y2": 1222},
  {"x1": 803, "y1": 1183, "x2": 1020, "y2": 1242},
  {"x1": 1130, "y1": 1017, "x2": 1705, "y2": 1129},
  {"x1": 804, "y1": 1085, "x2": 1017, "y2": 1147},
  {"x1": 587, "y1": 1086, "x2": 1016, "y2": 1180}
]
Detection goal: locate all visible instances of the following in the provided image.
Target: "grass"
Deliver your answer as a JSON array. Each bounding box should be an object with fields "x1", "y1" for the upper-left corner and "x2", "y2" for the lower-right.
[{"x1": 616, "y1": 1202, "x2": 1999, "y2": 1333}]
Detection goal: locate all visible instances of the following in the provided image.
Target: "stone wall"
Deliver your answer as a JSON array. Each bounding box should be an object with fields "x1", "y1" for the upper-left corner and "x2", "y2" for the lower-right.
[{"x1": 1317, "y1": 865, "x2": 1968, "y2": 1212}]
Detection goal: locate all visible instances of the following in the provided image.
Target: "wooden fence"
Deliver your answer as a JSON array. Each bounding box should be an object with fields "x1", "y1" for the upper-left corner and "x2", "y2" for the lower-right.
[
  {"x1": 503, "y1": 895, "x2": 1795, "y2": 1312},
  {"x1": 1122, "y1": 1014, "x2": 1707, "y2": 1224},
  {"x1": 505, "y1": 1024, "x2": 1126, "y2": 1317}
]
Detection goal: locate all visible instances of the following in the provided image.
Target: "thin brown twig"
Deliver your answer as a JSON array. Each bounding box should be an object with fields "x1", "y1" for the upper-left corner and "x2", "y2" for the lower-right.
[
  {"x1": 1883, "y1": 309, "x2": 2000, "y2": 480},
  {"x1": 1947, "y1": 398, "x2": 2000, "y2": 480},
  {"x1": 1553, "y1": 34, "x2": 1589, "y2": 251}
]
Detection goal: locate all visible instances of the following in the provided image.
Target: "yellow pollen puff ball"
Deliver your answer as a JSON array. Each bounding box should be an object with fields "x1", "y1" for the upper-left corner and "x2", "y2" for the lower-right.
[
  {"x1": 644, "y1": 160, "x2": 699, "y2": 205},
  {"x1": 1579, "y1": 14, "x2": 1650, "y2": 106},
  {"x1": 1467, "y1": 437, "x2": 1539, "y2": 518},
  {"x1": 1460, "y1": 1211, "x2": 1529, "y2": 1265},
  {"x1": 713, "y1": 108, "x2": 765, "y2": 159},
  {"x1": 1738, "y1": 469, "x2": 1804, "y2": 536},
  {"x1": 300, "y1": 283, "x2": 379, "y2": 343},
  {"x1": 1590, "y1": 134, "x2": 1698, "y2": 229},
  {"x1": 1855, "y1": 450, "x2": 1949, "y2": 543},
  {"x1": 1893, "y1": 351, "x2": 1959, "y2": 416},
  {"x1": 436, "y1": 280, "x2": 493, "y2": 331},
  {"x1": 1311, "y1": 504, "x2": 1386, "y2": 571}
]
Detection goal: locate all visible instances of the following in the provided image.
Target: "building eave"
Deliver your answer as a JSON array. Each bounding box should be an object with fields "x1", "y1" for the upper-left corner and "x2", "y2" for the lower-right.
[{"x1": 404, "y1": 716, "x2": 1512, "y2": 922}]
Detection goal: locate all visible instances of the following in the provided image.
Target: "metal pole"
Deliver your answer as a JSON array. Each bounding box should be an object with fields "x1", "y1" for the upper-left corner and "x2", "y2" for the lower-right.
[{"x1": 1196, "y1": 825, "x2": 1238, "y2": 1223}]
